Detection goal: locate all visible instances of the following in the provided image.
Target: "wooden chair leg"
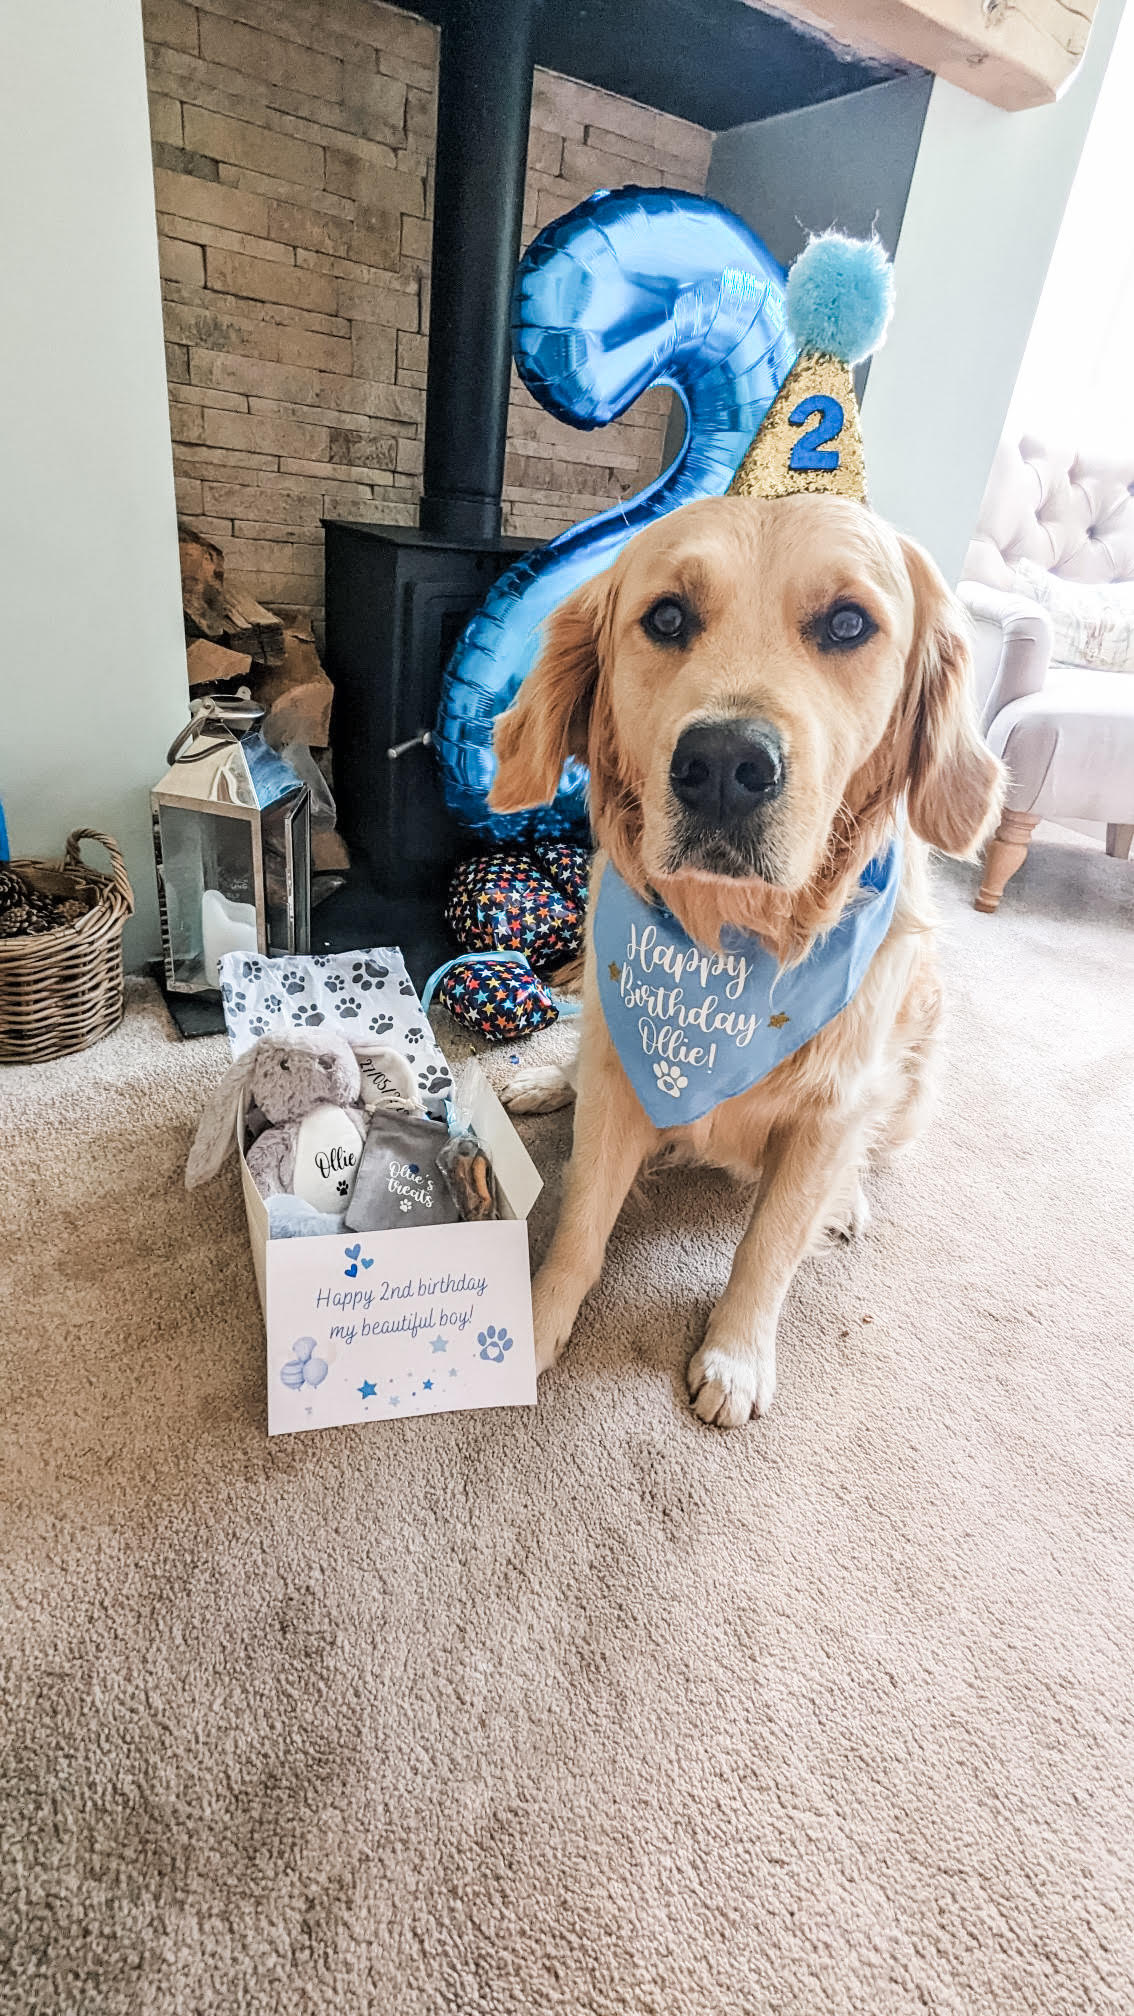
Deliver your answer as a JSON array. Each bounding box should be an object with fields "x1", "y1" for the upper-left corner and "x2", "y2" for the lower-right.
[
  {"x1": 975, "y1": 811, "x2": 1040, "y2": 914},
  {"x1": 1106, "y1": 823, "x2": 1133, "y2": 861}
]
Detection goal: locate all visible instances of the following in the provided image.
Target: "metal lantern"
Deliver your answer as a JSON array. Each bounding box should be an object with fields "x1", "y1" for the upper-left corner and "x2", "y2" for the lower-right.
[{"x1": 152, "y1": 697, "x2": 311, "y2": 995}]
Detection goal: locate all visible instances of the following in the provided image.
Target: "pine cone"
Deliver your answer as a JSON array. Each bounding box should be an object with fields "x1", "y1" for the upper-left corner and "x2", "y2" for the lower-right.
[
  {"x1": 0, "y1": 904, "x2": 52, "y2": 938},
  {"x1": 0, "y1": 868, "x2": 27, "y2": 913}
]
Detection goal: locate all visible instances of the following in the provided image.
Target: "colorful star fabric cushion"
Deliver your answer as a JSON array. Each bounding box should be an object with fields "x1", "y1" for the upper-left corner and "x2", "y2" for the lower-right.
[
  {"x1": 435, "y1": 955, "x2": 559, "y2": 1042},
  {"x1": 532, "y1": 841, "x2": 592, "y2": 911},
  {"x1": 445, "y1": 850, "x2": 583, "y2": 968}
]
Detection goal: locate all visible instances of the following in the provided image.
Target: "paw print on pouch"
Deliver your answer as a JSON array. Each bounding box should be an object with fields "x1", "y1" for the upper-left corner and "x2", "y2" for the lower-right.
[{"x1": 478, "y1": 1325, "x2": 514, "y2": 1364}]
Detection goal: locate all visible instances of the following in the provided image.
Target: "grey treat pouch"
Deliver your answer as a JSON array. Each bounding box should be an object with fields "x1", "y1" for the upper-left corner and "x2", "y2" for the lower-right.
[{"x1": 344, "y1": 1111, "x2": 460, "y2": 1231}]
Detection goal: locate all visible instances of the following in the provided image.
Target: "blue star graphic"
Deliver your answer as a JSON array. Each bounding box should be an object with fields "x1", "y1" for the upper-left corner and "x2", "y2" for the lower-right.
[
  {"x1": 423, "y1": 1379, "x2": 433, "y2": 1391},
  {"x1": 359, "y1": 1380, "x2": 376, "y2": 1399},
  {"x1": 430, "y1": 1336, "x2": 448, "y2": 1354}
]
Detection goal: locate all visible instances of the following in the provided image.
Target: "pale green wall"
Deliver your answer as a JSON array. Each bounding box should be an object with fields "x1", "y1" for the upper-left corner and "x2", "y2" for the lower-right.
[{"x1": 0, "y1": 0, "x2": 188, "y2": 965}]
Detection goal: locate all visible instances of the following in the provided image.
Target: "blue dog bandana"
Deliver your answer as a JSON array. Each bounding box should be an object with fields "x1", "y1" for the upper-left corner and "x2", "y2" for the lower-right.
[{"x1": 593, "y1": 835, "x2": 903, "y2": 1127}]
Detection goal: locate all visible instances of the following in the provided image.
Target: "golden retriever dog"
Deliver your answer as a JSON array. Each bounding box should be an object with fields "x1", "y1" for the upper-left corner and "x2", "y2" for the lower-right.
[{"x1": 489, "y1": 494, "x2": 1004, "y2": 1426}]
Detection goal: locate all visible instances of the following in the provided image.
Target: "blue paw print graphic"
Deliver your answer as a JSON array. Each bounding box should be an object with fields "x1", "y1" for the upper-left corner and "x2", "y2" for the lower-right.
[
  {"x1": 292, "y1": 1005, "x2": 325, "y2": 1027},
  {"x1": 478, "y1": 1325, "x2": 514, "y2": 1364},
  {"x1": 240, "y1": 957, "x2": 261, "y2": 981},
  {"x1": 325, "y1": 973, "x2": 345, "y2": 994},
  {"x1": 220, "y1": 980, "x2": 233, "y2": 1005},
  {"x1": 280, "y1": 1336, "x2": 328, "y2": 1391},
  {"x1": 282, "y1": 973, "x2": 307, "y2": 996},
  {"x1": 337, "y1": 995, "x2": 362, "y2": 1020},
  {"x1": 311, "y1": 955, "x2": 330, "y2": 968},
  {"x1": 248, "y1": 1013, "x2": 270, "y2": 1038},
  {"x1": 262, "y1": 992, "x2": 283, "y2": 1015},
  {"x1": 227, "y1": 989, "x2": 247, "y2": 1014},
  {"x1": 369, "y1": 1014, "x2": 394, "y2": 1036}
]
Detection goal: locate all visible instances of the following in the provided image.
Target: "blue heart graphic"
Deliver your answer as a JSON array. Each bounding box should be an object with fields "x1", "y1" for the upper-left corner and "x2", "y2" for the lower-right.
[
  {"x1": 344, "y1": 1242, "x2": 361, "y2": 1261},
  {"x1": 344, "y1": 1263, "x2": 358, "y2": 1279},
  {"x1": 361, "y1": 1256, "x2": 374, "y2": 1270}
]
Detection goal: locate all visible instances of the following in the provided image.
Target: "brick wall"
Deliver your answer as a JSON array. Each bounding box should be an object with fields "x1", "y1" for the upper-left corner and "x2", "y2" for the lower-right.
[{"x1": 143, "y1": 0, "x2": 712, "y2": 622}]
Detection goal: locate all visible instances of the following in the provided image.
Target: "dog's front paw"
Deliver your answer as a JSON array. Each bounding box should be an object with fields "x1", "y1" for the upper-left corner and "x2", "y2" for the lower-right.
[
  {"x1": 687, "y1": 1332, "x2": 776, "y2": 1427},
  {"x1": 501, "y1": 1064, "x2": 576, "y2": 1116},
  {"x1": 531, "y1": 1266, "x2": 585, "y2": 1375},
  {"x1": 822, "y1": 1178, "x2": 871, "y2": 1246}
]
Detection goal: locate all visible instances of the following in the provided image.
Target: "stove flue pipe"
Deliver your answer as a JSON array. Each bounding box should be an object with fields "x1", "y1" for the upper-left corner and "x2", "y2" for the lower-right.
[{"x1": 418, "y1": 0, "x2": 539, "y2": 543}]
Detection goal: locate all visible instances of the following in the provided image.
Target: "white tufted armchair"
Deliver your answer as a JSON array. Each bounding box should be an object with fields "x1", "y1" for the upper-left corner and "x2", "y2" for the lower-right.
[{"x1": 959, "y1": 435, "x2": 1134, "y2": 912}]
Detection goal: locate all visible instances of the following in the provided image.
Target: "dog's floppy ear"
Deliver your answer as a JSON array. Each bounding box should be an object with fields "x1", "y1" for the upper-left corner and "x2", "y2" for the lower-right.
[
  {"x1": 489, "y1": 578, "x2": 605, "y2": 814},
  {"x1": 899, "y1": 536, "x2": 1004, "y2": 857}
]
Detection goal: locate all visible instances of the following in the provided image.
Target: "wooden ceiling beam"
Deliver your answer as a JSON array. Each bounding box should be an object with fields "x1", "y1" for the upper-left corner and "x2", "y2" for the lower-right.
[{"x1": 748, "y1": 0, "x2": 1096, "y2": 110}]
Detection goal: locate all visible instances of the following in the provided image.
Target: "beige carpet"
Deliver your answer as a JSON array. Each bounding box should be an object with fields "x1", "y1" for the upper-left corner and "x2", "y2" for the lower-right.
[{"x1": 3, "y1": 829, "x2": 1133, "y2": 2016}]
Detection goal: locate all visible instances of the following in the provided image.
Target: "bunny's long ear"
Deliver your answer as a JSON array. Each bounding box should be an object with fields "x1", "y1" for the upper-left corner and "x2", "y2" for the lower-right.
[{"x1": 185, "y1": 1048, "x2": 259, "y2": 1189}]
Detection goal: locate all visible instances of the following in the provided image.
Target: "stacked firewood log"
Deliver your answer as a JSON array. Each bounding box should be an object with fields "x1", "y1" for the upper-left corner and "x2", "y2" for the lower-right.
[{"x1": 178, "y1": 527, "x2": 348, "y2": 871}]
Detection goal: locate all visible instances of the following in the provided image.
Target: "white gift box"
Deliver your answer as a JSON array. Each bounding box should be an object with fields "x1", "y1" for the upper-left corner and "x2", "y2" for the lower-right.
[{"x1": 238, "y1": 1060, "x2": 542, "y2": 1437}]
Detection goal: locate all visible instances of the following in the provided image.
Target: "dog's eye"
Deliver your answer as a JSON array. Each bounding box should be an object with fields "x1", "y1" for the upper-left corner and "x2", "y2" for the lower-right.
[
  {"x1": 820, "y1": 602, "x2": 876, "y2": 650},
  {"x1": 642, "y1": 597, "x2": 688, "y2": 644}
]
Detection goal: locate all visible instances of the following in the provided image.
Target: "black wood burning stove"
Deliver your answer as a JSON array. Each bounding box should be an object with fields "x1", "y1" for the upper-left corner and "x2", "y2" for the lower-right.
[{"x1": 321, "y1": 0, "x2": 540, "y2": 977}]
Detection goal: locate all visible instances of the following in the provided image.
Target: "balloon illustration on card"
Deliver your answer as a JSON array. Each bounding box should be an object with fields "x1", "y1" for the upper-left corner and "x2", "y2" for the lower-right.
[{"x1": 434, "y1": 186, "x2": 797, "y2": 842}]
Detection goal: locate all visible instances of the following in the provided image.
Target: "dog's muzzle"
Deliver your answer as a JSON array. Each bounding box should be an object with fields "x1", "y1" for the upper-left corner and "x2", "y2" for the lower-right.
[{"x1": 667, "y1": 718, "x2": 785, "y2": 874}]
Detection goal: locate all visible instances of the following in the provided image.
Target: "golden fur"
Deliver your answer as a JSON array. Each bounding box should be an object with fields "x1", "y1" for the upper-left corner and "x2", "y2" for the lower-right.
[{"x1": 491, "y1": 494, "x2": 1004, "y2": 1426}]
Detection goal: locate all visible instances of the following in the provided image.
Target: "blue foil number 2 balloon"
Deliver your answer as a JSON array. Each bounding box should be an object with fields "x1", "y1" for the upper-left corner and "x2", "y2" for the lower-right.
[{"x1": 434, "y1": 187, "x2": 794, "y2": 842}]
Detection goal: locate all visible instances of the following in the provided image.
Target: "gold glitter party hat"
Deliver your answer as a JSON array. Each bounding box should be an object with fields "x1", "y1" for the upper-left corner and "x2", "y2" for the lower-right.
[{"x1": 729, "y1": 233, "x2": 894, "y2": 506}]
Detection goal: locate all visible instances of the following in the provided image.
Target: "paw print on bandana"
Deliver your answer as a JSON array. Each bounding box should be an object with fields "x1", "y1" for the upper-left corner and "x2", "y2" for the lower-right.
[
  {"x1": 418, "y1": 1067, "x2": 451, "y2": 1098},
  {"x1": 311, "y1": 955, "x2": 330, "y2": 969},
  {"x1": 280, "y1": 1336, "x2": 328, "y2": 1391},
  {"x1": 292, "y1": 1005, "x2": 325, "y2": 1028},
  {"x1": 337, "y1": 995, "x2": 362, "y2": 1020},
  {"x1": 398, "y1": 980, "x2": 414, "y2": 996},
  {"x1": 404, "y1": 1025, "x2": 424, "y2": 1043},
  {"x1": 240, "y1": 957, "x2": 262, "y2": 982},
  {"x1": 262, "y1": 993, "x2": 283, "y2": 1016},
  {"x1": 248, "y1": 1013, "x2": 270, "y2": 1039},
  {"x1": 652, "y1": 1060, "x2": 687, "y2": 1099},
  {"x1": 281, "y1": 972, "x2": 307, "y2": 997},
  {"x1": 220, "y1": 980, "x2": 233, "y2": 1005},
  {"x1": 227, "y1": 989, "x2": 247, "y2": 1014},
  {"x1": 325, "y1": 973, "x2": 345, "y2": 995},
  {"x1": 369, "y1": 1014, "x2": 394, "y2": 1037},
  {"x1": 478, "y1": 1325, "x2": 514, "y2": 1363}
]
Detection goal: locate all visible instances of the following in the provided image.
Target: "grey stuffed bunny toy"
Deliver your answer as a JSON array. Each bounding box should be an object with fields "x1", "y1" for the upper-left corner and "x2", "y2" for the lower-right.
[{"x1": 186, "y1": 1031, "x2": 370, "y2": 1198}]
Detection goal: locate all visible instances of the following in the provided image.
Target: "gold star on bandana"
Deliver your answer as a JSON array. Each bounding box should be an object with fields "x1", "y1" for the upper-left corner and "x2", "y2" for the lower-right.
[
  {"x1": 608, "y1": 962, "x2": 622, "y2": 983},
  {"x1": 769, "y1": 1012, "x2": 790, "y2": 1029}
]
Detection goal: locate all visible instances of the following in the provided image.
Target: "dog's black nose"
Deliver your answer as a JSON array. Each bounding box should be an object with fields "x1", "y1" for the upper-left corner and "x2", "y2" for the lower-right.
[{"x1": 669, "y1": 719, "x2": 785, "y2": 824}]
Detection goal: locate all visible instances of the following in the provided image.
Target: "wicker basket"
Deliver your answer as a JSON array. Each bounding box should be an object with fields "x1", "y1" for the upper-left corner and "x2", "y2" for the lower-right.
[{"x1": 0, "y1": 830, "x2": 135, "y2": 1065}]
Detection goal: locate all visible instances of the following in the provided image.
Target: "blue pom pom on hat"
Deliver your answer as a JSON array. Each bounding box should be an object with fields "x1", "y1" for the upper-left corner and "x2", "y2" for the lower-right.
[
  {"x1": 784, "y1": 231, "x2": 894, "y2": 364},
  {"x1": 729, "y1": 231, "x2": 894, "y2": 504}
]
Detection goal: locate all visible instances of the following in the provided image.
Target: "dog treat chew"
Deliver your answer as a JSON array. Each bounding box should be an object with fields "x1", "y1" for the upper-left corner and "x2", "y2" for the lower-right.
[{"x1": 438, "y1": 1134, "x2": 496, "y2": 1221}]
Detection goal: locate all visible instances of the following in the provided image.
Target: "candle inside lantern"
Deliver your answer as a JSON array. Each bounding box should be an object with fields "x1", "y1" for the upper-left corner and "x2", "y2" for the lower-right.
[{"x1": 201, "y1": 887, "x2": 259, "y2": 986}]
